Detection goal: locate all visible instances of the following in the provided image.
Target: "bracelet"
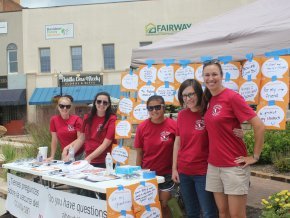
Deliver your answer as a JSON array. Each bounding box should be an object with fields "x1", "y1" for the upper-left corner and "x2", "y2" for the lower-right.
[{"x1": 253, "y1": 154, "x2": 260, "y2": 161}]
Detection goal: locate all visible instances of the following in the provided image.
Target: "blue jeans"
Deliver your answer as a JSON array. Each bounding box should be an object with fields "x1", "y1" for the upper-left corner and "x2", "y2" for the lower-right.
[{"x1": 179, "y1": 174, "x2": 217, "y2": 218}]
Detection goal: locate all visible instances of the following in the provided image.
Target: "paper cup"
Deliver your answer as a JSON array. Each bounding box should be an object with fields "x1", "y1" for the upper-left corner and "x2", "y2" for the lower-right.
[{"x1": 38, "y1": 146, "x2": 48, "y2": 159}]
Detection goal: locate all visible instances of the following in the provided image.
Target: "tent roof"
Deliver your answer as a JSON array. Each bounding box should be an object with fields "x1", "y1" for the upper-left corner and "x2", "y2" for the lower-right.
[{"x1": 131, "y1": 0, "x2": 290, "y2": 67}]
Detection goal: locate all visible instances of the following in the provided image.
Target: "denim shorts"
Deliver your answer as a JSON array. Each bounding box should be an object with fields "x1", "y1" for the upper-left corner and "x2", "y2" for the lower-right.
[{"x1": 158, "y1": 174, "x2": 175, "y2": 192}]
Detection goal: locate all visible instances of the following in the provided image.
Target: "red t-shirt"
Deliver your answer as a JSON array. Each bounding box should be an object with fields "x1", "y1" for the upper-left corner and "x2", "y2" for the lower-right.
[
  {"x1": 204, "y1": 88, "x2": 256, "y2": 167},
  {"x1": 82, "y1": 113, "x2": 116, "y2": 164},
  {"x1": 176, "y1": 108, "x2": 209, "y2": 175},
  {"x1": 134, "y1": 118, "x2": 176, "y2": 176},
  {"x1": 50, "y1": 114, "x2": 83, "y2": 156}
]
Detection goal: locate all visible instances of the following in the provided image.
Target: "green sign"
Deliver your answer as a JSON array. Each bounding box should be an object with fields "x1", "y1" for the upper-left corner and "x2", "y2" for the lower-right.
[{"x1": 145, "y1": 23, "x2": 192, "y2": 35}]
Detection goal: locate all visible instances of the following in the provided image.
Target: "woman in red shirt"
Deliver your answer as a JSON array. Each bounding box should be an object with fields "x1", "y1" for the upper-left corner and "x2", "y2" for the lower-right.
[{"x1": 201, "y1": 60, "x2": 264, "y2": 218}]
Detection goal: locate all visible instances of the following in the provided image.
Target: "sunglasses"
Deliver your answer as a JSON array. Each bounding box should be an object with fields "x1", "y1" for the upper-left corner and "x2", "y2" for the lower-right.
[
  {"x1": 203, "y1": 59, "x2": 220, "y2": 65},
  {"x1": 147, "y1": 104, "x2": 164, "y2": 111},
  {"x1": 182, "y1": 92, "x2": 196, "y2": 99},
  {"x1": 59, "y1": 104, "x2": 71, "y2": 109},
  {"x1": 96, "y1": 100, "x2": 109, "y2": 106}
]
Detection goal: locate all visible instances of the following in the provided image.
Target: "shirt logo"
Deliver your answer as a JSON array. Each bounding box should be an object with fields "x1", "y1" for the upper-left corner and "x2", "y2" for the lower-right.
[
  {"x1": 97, "y1": 124, "x2": 103, "y2": 132},
  {"x1": 212, "y1": 104, "x2": 222, "y2": 116},
  {"x1": 160, "y1": 131, "x2": 170, "y2": 141},
  {"x1": 195, "y1": 119, "x2": 205, "y2": 130},
  {"x1": 67, "y1": 125, "x2": 75, "y2": 131}
]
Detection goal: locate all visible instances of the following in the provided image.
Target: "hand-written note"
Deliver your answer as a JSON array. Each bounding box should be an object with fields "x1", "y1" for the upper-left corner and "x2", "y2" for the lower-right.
[
  {"x1": 222, "y1": 80, "x2": 239, "y2": 92},
  {"x1": 175, "y1": 66, "x2": 194, "y2": 83},
  {"x1": 195, "y1": 65, "x2": 204, "y2": 83},
  {"x1": 108, "y1": 188, "x2": 132, "y2": 212},
  {"x1": 242, "y1": 60, "x2": 260, "y2": 79},
  {"x1": 116, "y1": 120, "x2": 131, "y2": 137},
  {"x1": 139, "y1": 207, "x2": 161, "y2": 218},
  {"x1": 118, "y1": 98, "x2": 134, "y2": 115},
  {"x1": 138, "y1": 85, "x2": 155, "y2": 102},
  {"x1": 222, "y1": 63, "x2": 240, "y2": 79},
  {"x1": 134, "y1": 183, "x2": 158, "y2": 206},
  {"x1": 133, "y1": 104, "x2": 149, "y2": 122},
  {"x1": 139, "y1": 66, "x2": 157, "y2": 83},
  {"x1": 261, "y1": 80, "x2": 288, "y2": 101},
  {"x1": 112, "y1": 145, "x2": 129, "y2": 164},
  {"x1": 156, "y1": 85, "x2": 175, "y2": 103},
  {"x1": 122, "y1": 74, "x2": 139, "y2": 90},
  {"x1": 257, "y1": 105, "x2": 285, "y2": 128},
  {"x1": 239, "y1": 81, "x2": 259, "y2": 102},
  {"x1": 262, "y1": 58, "x2": 288, "y2": 78},
  {"x1": 157, "y1": 66, "x2": 174, "y2": 83}
]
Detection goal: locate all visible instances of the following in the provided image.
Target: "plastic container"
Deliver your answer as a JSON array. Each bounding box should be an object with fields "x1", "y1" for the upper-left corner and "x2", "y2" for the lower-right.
[
  {"x1": 36, "y1": 149, "x2": 43, "y2": 162},
  {"x1": 68, "y1": 146, "x2": 75, "y2": 162},
  {"x1": 105, "y1": 152, "x2": 113, "y2": 175}
]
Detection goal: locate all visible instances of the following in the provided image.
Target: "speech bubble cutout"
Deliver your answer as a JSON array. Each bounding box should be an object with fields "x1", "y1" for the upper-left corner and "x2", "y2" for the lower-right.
[
  {"x1": 175, "y1": 66, "x2": 195, "y2": 83},
  {"x1": 157, "y1": 66, "x2": 174, "y2": 83},
  {"x1": 112, "y1": 146, "x2": 129, "y2": 164},
  {"x1": 261, "y1": 58, "x2": 288, "y2": 78},
  {"x1": 108, "y1": 188, "x2": 132, "y2": 212},
  {"x1": 239, "y1": 81, "x2": 259, "y2": 102},
  {"x1": 138, "y1": 85, "x2": 155, "y2": 102},
  {"x1": 116, "y1": 120, "x2": 131, "y2": 137},
  {"x1": 195, "y1": 65, "x2": 204, "y2": 82},
  {"x1": 222, "y1": 80, "x2": 239, "y2": 92},
  {"x1": 140, "y1": 207, "x2": 161, "y2": 218},
  {"x1": 139, "y1": 66, "x2": 157, "y2": 83},
  {"x1": 156, "y1": 85, "x2": 175, "y2": 103},
  {"x1": 119, "y1": 98, "x2": 133, "y2": 115},
  {"x1": 122, "y1": 74, "x2": 138, "y2": 90},
  {"x1": 222, "y1": 63, "x2": 240, "y2": 79},
  {"x1": 133, "y1": 104, "x2": 149, "y2": 121},
  {"x1": 242, "y1": 60, "x2": 260, "y2": 79},
  {"x1": 118, "y1": 215, "x2": 134, "y2": 218},
  {"x1": 261, "y1": 80, "x2": 288, "y2": 101},
  {"x1": 134, "y1": 183, "x2": 158, "y2": 206},
  {"x1": 258, "y1": 105, "x2": 285, "y2": 128}
]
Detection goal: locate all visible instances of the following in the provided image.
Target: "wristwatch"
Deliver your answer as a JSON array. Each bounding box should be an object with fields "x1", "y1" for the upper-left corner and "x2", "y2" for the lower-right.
[{"x1": 253, "y1": 154, "x2": 260, "y2": 161}]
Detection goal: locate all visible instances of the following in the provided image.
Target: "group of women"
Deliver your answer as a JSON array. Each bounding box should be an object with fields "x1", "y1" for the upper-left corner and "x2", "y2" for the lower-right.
[{"x1": 48, "y1": 60, "x2": 265, "y2": 218}]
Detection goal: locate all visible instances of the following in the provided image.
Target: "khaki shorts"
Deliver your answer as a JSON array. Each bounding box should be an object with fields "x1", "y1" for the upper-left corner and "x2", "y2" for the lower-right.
[{"x1": 206, "y1": 164, "x2": 250, "y2": 195}]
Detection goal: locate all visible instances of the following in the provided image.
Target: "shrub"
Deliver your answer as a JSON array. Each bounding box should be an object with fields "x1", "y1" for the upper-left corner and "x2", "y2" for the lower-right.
[{"x1": 272, "y1": 149, "x2": 290, "y2": 173}]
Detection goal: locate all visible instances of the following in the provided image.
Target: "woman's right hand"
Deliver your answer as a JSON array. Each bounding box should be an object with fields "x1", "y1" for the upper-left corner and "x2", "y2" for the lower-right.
[{"x1": 172, "y1": 169, "x2": 180, "y2": 183}]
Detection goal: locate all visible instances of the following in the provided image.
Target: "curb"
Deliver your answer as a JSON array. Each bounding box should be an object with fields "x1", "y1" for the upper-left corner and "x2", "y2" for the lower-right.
[{"x1": 251, "y1": 170, "x2": 290, "y2": 184}]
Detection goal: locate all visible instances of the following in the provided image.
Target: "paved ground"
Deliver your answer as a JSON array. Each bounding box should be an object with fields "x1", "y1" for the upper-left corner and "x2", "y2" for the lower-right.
[{"x1": 0, "y1": 198, "x2": 5, "y2": 216}]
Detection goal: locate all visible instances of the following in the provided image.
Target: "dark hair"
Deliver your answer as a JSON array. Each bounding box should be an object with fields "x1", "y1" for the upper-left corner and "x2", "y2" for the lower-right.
[
  {"x1": 86, "y1": 92, "x2": 114, "y2": 133},
  {"x1": 147, "y1": 95, "x2": 165, "y2": 107},
  {"x1": 201, "y1": 60, "x2": 223, "y2": 115},
  {"x1": 63, "y1": 94, "x2": 74, "y2": 102},
  {"x1": 178, "y1": 79, "x2": 203, "y2": 109}
]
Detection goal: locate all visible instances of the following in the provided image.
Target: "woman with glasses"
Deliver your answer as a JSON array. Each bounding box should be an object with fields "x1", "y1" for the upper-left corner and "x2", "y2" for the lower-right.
[
  {"x1": 134, "y1": 95, "x2": 176, "y2": 218},
  {"x1": 172, "y1": 79, "x2": 217, "y2": 218},
  {"x1": 201, "y1": 60, "x2": 264, "y2": 218},
  {"x1": 69, "y1": 92, "x2": 116, "y2": 168},
  {"x1": 48, "y1": 95, "x2": 83, "y2": 161}
]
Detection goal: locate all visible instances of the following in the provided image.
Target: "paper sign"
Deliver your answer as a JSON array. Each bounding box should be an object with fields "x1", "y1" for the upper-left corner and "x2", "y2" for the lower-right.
[
  {"x1": 221, "y1": 62, "x2": 241, "y2": 80},
  {"x1": 239, "y1": 80, "x2": 260, "y2": 104},
  {"x1": 222, "y1": 80, "x2": 239, "y2": 92},
  {"x1": 135, "y1": 203, "x2": 162, "y2": 218},
  {"x1": 112, "y1": 144, "x2": 130, "y2": 165},
  {"x1": 107, "y1": 187, "x2": 133, "y2": 216},
  {"x1": 242, "y1": 59, "x2": 261, "y2": 80},
  {"x1": 138, "y1": 65, "x2": 157, "y2": 83},
  {"x1": 157, "y1": 65, "x2": 174, "y2": 83},
  {"x1": 118, "y1": 212, "x2": 135, "y2": 218},
  {"x1": 257, "y1": 102, "x2": 287, "y2": 130},
  {"x1": 121, "y1": 71, "x2": 139, "y2": 91},
  {"x1": 174, "y1": 64, "x2": 195, "y2": 83},
  {"x1": 132, "y1": 103, "x2": 149, "y2": 124},
  {"x1": 194, "y1": 64, "x2": 204, "y2": 83},
  {"x1": 118, "y1": 97, "x2": 134, "y2": 116},
  {"x1": 155, "y1": 84, "x2": 175, "y2": 103},
  {"x1": 260, "y1": 79, "x2": 289, "y2": 102},
  {"x1": 261, "y1": 57, "x2": 289, "y2": 78},
  {"x1": 115, "y1": 120, "x2": 132, "y2": 139},
  {"x1": 137, "y1": 83, "x2": 156, "y2": 102}
]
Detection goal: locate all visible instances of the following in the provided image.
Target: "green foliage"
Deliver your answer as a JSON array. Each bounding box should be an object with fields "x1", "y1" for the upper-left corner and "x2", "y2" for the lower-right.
[
  {"x1": 1, "y1": 144, "x2": 17, "y2": 163},
  {"x1": 261, "y1": 190, "x2": 290, "y2": 218},
  {"x1": 272, "y1": 149, "x2": 290, "y2": 173},
  {"x1": 245, "y1": 122, "x2": 290, "y2": 164}
]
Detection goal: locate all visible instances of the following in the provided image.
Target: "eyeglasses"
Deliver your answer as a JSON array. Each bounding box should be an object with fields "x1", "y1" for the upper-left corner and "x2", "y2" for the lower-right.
[
  {"x1": 203, "y1": 59, "x2": 220, "y2": 65},
  {"x1": 96, "y1": 100, "x2": 109, "y2": 106},
  {"x1": 59, "y1": 104, "x2": 71, "y2": 109},
  {"x1": 182, "y1": 92, "x2": 196, "y2": 99},
  {"x1": 147, "y1": 104, "x2": 164, "y2": 111}
]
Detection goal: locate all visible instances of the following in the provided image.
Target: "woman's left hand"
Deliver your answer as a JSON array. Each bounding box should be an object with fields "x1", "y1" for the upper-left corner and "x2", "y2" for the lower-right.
[{"x1": 234, "y1": 156, "x2": 258, "y2": 168}]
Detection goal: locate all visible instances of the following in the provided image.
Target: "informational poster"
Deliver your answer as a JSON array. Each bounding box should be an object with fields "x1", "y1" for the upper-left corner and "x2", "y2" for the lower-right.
[
  {"x1": 261, "y1": 56, "x2": 290, "y2": 79},
  {"x1": 156, "y1": 64, "x2": 175, "y2": 83},
  {"x1": 117, "y1": 97, "x2": 135, "y2": 116},
  {"x1": 155, "y1": 82, "x2": 176, "y2": 104},
  {"x1": 221, "y1": 62, "x2": 241, "y2": 80},
  {"x1": 121, "y1": 71, "x2": 139, "y2": 91},
  {"x1": 135, "y1": 203, "x2": 162, "y2": 218},
  {"x1": 138, "y1": 65, "x2": 157, "y2": 83},
  {"x1": 260, "y1": 77, "x2": 289, "y2": 103},
  {"x1": 174, "y1": 64, "x2": 195, "y2": 84},
  {"x1": 239, "y1": 79, "x2": 260, "y2": 104},
  {"x1": 111, "y1": 144, "x2": 130, "y2": 165},
  {"x1": 241, "y1": 58, "x2": 262, "y2": 80},
  {"x1": 137, "y1": 82, "x2": 156, "y2": 102},
  {"x1": 115, "y1": 119, "x2": 132, "y2": 139},
  {"x1": 132, "y1": 102, "x2": 149, "y2": 124}
]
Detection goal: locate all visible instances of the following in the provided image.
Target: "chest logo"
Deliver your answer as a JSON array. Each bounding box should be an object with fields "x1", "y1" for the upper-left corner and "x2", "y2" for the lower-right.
[
  {"x1": 97, "y1": 124, "x2": 103, "y2": 132},
  {"x1": 67, "y1": 124, "x2": 75, "y2": 131},
  {"x1": 195, "y1": 119, "x2": 205, "y2": 130},
  {"x1": 160, "y1": 131, "x2": 170, "y2": 141},
  {"x1": 212, "y1": 104, "x2": 222, "y2": 116}
]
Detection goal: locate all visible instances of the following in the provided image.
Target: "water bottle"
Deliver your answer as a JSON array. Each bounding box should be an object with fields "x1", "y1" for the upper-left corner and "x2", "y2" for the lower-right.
[
  {"x1": 68, "y1": 146, "x2": 75, "y2": 162},
  {"x1": 105, "y1": 152, "x2": 113, "y2": 175},
  {"x1": 37, "y1": 149, "x2": 43, "y2": 162}
]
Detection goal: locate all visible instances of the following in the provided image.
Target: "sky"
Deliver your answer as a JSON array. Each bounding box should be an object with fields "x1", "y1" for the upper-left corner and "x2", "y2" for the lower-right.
[{"x1": 20, "y1": 0, "x2": 145, "y2": 8}]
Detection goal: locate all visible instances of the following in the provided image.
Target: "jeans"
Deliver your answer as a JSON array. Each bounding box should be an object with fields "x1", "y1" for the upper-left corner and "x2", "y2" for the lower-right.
[{"x1": 179, "y1": 174, "x2": 217, "y2": 218}]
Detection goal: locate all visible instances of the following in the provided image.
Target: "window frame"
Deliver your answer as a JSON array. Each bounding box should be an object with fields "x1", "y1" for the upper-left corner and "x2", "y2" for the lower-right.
[
  {"x1": 7, "y1": 43, "x2": 18, "y2": 74},
  {"x1": 71, "y1": 46, "x2": 82, "y2": 71},
  {"x1": 102, "y1": 44, "x2": 115, "y2": 70},
  {"x1": 39, "y1": 48, "x2": 51, "y2": 73}
]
